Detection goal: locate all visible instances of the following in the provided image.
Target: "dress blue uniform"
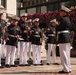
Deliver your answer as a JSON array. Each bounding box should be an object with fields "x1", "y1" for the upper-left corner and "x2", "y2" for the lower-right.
[
  {"x1": 18, "y1": 13, "x2": 30, "y2": 66},
  {"x1": 5, "y1": 16, "x2": 20, "y2": 67},
  {"x1": 45, "y1": 24, "x2": 57, "y2": 64},
  {"x1": 57, "y1": 16, "x2": 71, "y2": 73},
  {"x1": 57, "y1": 17, "x2": 71, "y2": 43},
  {"x1": 31, "y1": 18, "x2": 42, "y2": 65},
  {"x1": 0, "y1": 15, "x2": 6, "y2": 68},
  {"x1": 57, "y1": 5, "x2": 72, "y2": 73},
  {"x1": 26, "y1": 19, "x2": 33, "y2": 60}
]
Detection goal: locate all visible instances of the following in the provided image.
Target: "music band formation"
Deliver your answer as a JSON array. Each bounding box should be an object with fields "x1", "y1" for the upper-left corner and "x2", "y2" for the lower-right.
[{"x1": 0, "y1": 5, "x2": 72, "y2": 74}]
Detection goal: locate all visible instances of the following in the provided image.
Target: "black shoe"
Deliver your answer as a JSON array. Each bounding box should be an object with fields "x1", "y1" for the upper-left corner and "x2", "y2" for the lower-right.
[
  {"x1": 28, "y1": 58, "x2": 33, "y2": 61},
  {"x1": 0, "y1": 66, "x2": 4, "y2": 68},
  {"x1": 46, "y1": 63, "x2": 50, "y2": 65},
  {"x1": 19, "y1": 64, "x2": 25, "y2": 66},
  {"x1": 33, "y1": 64, "x2": 38, "y2": 66},
  {"x1": 27, "y1": 58, "x2": 33, "y2": 65},
  {"x1": 69, "y1": 71, "x2": 71, "y2": 73},
  {"x1": 5, "y1": 64, "x2": 10, "y2": 68},
  {"x1": 24, "y1": 64, "x2": 31, "y2": 66},
  {"x1": 53, "y1": 63, "x2": 60, "y2": 65},
  {"x1": 29, "y1": 58, "x2": 33, "y2": 61},
  {"x1": 40, "y1": 60, "x2": 42, "y2": 63},
  {"x1": 58, "y1": 70, "x2": 69, "y2": 74},
  {"x1": 10, "y1": 65, "x2": 17, "y2": 67}
]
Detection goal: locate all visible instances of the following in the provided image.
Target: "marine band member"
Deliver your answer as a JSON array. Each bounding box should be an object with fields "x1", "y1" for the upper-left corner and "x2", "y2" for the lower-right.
[
  {"x1": 57, "y1": 5, "x2": 72, "y2": 73},
  {"x1": 45, "y1": 19, "x2": 59, "y2": 65},
  {"x1": 18, "y1": 13, "x2": 30, "y2": 66},
  {"x1": 26, "y1": 19, "x2": 33, "y2": 61},
  {"x1": 0, "y1": 11, "x2": 6, "y2": 68},
  {"x1": 31, "y1": 18, "x2": 43, "y2": 65},
  {"x1": 5, "y1": 16, "x2": 20, "y2": 67}
]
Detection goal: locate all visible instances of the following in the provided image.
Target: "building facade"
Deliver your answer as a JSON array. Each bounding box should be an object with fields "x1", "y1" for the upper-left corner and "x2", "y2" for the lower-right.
[
  {"x1": 17, "y1": 0, "x2": 76, "y2": 15},
  {"x1": 0, "y1": 0, "x2": 17, "y2": 19},
  {"x1": 0, "y1": 0, "x2": 76, "y2": 17},
  {"x1": 6, "y1": 0, "x2": 17, "y2": 15}
]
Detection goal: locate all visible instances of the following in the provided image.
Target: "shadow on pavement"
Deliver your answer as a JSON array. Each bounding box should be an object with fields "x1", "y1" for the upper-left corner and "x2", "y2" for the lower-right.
[{"x1": 0, "y1": 71, "x2": 58, "y2": 74}]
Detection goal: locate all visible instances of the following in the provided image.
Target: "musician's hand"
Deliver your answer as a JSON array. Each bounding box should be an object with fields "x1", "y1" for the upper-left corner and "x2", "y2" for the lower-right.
[
  {"x1": 24, "y1": 30, "x2": 28, "y2": 33},
  {"x1": 57, "y1": 21, "x2": 60, "y2": 25},
  {"x1": 47, "y1": 28, "x2": 50, "y2": 31},
  {"x1": 42, "y1": 33, "x2": 45, "y2": 37},
  {"x1": 28, "y1": 36, "x2": 30, "y2": 39},
  {"x1": 53, "y1": 31, "x2": 56, "y2": 34},
  {"x1": 36, "y1": 31, "x2": 38, "y2": 34},
  {"x1": 14, "y1": 36, "x2": 17, "y2": 38},
  {"x1": 20, "y1": 31, "x2": 22, "y2": 34},
  {"x1": 2, "y1": 30, "x2": 5, "y2": 33},
  {"x1": 30, "y1": 31, "x2": 32, "y2": 35},
  {"x1": 6, "y1": 38, "x2": 9, "y2": 41},
  {"x1": 15, "y1": 35, "x2": 19, "y2": 38},
  {"x1": 28, "y1": 27, "x2": 30, "y2": 30},
  {"x1": 17, "y1": 35, "x2": 19, "y2": 38}
]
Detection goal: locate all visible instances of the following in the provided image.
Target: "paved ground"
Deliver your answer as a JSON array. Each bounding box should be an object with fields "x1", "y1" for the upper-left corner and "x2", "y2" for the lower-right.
[
  {"x1": 0, "y1": 57, "x2": 76, "y2": 75},
  {"x1": 0, "y1": 40, "x2": 76, "y2": 75}
]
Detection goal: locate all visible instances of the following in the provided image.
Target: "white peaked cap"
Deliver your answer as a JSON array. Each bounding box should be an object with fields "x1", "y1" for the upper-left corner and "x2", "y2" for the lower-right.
[
  {"x1": 26, "y1": 19, "x2": 32, "y2": 23},
  {"x1": 12, "y1": 15, "x2": 20, "y2": 21},
  {"x1": 33, "y1": 18, "x2": 39, "y2": 22},
  {"x1": 20, "y1": 13, "x2": 28, "y2": 17},
  {"x1": 50, "y1": 19, "x2": 58, "y2": 25},
  {"x1": 61, "y1": 5, "x2": 71, "y2": 12}
]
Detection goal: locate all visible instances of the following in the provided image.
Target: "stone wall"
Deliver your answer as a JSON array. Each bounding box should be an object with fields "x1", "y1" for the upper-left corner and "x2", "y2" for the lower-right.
[{"x1": 6, "y1": 0, "x2": 17, "y2": 15}]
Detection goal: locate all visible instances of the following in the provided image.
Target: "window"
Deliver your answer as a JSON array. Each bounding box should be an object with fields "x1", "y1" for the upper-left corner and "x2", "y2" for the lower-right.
[
  {"x1": 65, "y1": 1, "x2": 73, "y2": 7},
  {"x1": 41, "y1": 6, "x2": 47, "y2": 13},
  {"x1": 36, "y1": 6, "x2": 41, "y2": 13},
  {"x1": 27, "y1": 8, "x2": 36, "y2": 14},
  {"x1": 54, "y1": 3, "x2": 59, "y2": 10},
  {"x1": 74, "y1": 0, "x2": 76, "y2": 6},
  {"x1": 36, "y1": 0, "x2": 38, "y2": 4},
  {"x1": 60, "y1": 2, "x2": 66, "y2": 6},
  {"x1": 47, "y1": 4, "x2": 55, "y2": 11},
  {"x1": 1, "y1": 0, "x2": 6, "y2": 8}
]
